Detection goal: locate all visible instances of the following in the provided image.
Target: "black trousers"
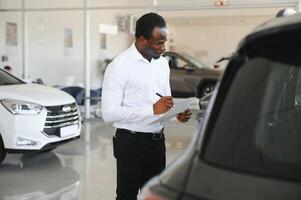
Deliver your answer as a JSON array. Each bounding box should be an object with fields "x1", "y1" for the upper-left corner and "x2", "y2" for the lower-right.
[{"x1": 113, "y1": 128, "x2": 166, "y2": 200}]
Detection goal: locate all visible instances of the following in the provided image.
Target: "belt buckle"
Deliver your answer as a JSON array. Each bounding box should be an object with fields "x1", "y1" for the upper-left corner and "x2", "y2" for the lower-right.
[{"x1": 152, "y1": 133, "x2": 162, "y2": 140}]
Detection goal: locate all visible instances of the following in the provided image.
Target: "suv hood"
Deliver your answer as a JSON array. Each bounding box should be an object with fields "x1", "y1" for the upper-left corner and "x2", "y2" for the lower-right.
[{"x1": 0, "y1": 83, "x2": 75, "y2": 106}]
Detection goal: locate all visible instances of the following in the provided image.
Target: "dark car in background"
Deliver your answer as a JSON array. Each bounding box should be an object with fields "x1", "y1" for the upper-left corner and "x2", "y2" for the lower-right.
[
  {"x1": 140, "y1": 13, "x2": 301, "y2": 200},
  {"x1": 103, "y1": 52, "x2": 222, "y2": 101},
  {"x1": 163, "y1": 52, "x2": 222, "y2": 99}
]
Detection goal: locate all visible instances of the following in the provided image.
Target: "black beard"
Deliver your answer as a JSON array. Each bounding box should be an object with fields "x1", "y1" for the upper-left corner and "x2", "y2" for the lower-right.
[
  {"x1": 144, "y1": 46, "x2": 160, "y2": 60},
  {"x1": 152, "y1": 55, "x2": 160, "y2": 60}
]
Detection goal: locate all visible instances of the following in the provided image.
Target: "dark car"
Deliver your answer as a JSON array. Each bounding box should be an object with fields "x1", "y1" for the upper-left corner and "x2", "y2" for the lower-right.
[
  {"x1": 163, "y1": 52, "x2": 222, "y2": 98},
  {"x1": 140, "y1": 13, "x2": 301, "y2": 200}
]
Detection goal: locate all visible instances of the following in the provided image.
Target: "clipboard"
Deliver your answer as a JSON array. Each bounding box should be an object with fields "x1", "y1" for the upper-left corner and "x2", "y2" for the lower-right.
[{"x1": 149, "y1": 97, "x2": 195, "y2": 125}]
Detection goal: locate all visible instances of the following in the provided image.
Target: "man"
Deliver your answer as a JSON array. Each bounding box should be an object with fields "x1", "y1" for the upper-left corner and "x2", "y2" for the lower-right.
[{"x1": 102, "y1": 13, "x2": 191, "y2": 200}]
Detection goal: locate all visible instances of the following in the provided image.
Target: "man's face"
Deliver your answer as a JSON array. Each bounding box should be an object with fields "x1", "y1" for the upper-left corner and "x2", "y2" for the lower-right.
[{"x1": 143, "y1": 27, "x2": 168, "y2": 60}]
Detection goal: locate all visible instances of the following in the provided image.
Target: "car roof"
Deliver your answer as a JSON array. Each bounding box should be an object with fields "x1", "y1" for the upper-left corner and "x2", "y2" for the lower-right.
[{"x1": 237, "y1": 13, "x2": 301, "y2": 53}]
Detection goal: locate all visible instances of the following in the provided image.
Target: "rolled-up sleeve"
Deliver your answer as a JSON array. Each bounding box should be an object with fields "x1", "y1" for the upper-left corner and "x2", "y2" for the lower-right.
[{"x1": 101, "y1": 62, "x2": 154, "y2": 123}]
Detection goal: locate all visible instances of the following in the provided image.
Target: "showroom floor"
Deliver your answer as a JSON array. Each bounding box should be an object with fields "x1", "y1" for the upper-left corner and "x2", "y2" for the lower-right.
[{"x1": 0, "y1": 110, "x2": 199, "y2": 200}]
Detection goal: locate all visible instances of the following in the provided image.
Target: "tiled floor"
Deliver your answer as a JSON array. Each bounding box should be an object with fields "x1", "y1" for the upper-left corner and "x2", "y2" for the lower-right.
[{"x1": 0, "y1": 111, "x2": 199, "y2": 200}]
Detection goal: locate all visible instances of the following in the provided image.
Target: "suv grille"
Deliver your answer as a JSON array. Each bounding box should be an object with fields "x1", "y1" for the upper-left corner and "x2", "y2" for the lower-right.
[{"x1": 43, "y1": 103, "x2": 80, "y2": 137}]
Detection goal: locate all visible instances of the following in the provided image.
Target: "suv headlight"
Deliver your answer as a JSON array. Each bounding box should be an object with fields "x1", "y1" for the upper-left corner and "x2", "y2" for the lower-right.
[{"x1": 1, "y1": 99, "x2": 43, "y2": 115}]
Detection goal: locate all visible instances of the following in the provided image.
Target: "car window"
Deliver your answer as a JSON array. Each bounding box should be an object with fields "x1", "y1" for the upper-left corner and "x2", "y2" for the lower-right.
[
  {"x1": 181, "y1": 52, "x2": 210, "y2": 69},
  {"x1": 165, "y1": 55, "x2": 189, "y2": 69},
  {"x1": 0, "y1": 70, "x2": 24, "y2": 86},
  {"x1": 203, "y1": 51, "x2": 301, "y2": 181},
  {"x1": 176, "y1": 57, "x2": 189, "y2": 69}
]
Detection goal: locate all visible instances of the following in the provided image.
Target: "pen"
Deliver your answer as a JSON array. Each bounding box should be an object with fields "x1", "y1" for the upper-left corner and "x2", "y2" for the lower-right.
[{"x1": 156, "y1": 93, "x2": 163, "y2": 98}]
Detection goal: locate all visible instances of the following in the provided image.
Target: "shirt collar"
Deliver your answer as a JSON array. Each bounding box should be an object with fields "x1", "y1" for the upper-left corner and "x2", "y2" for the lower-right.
[{"x1": 130, "y1": 42, "x2": 150, "y2": 63}]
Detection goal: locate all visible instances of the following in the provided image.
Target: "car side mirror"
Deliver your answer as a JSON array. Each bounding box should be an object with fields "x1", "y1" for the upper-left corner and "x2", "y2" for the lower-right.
[
  {"x1": 184, "y1": 65, "x2": 194, "y2": 72},
  {"x1": 196, "y1": 78, "x2": 217, "y2": 99},
  {"x1": 199, "y1": 92, "x2": 212, "y2": 110},
  {"x1": 196, "y1": 92, "x2": 213, "y2": 121},
  {"x1": 196, "y1": 78, "x2": 217, "y2": 116}
]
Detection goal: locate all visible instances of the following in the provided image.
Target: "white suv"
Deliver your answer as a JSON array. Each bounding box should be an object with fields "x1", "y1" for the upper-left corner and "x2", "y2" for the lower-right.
[{"x1": 0, "y1": 69, "x2": 81, "y2": 163}]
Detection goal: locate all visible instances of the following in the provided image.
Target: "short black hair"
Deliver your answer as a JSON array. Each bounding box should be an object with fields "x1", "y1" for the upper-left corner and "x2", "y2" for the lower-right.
[{"x1": 135, "y1": 13, "x2": 166, "y2": 39}]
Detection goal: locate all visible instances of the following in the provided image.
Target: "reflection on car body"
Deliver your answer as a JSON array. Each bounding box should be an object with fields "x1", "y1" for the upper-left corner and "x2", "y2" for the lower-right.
[
  {"x1": 0, "y1": 153, "x2": 80, "y2": 199},
  {"x1": 141, "y1": 13, "x2": 301, "y2": 200}
]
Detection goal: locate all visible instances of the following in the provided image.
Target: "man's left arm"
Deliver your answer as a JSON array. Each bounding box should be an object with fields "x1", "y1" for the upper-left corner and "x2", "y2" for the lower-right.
[{"x1": 177, "y1": 109, "x2": 192, "y2": 123}]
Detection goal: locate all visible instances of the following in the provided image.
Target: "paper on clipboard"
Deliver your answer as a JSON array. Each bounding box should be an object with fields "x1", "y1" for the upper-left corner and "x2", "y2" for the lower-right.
[{"x1": 149, "y1": 97, "x2": 195, "y2": 125}]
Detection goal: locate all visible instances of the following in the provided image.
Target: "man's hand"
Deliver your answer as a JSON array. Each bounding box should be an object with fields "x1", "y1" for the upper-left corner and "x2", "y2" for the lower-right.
[
  {"x1": 153, "y1": 96, "x2": 173, "y2": 115},
  {"x1": 176, "y1": 109, "x2": 192, "y2": 123}
]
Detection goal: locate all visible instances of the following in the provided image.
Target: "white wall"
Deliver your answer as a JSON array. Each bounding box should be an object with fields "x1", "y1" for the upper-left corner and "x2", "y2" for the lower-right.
[
  {"x1": 0, "y1": 9, "x2": 150, "y2": 87},
  {"x1": 0, "y1": 12, "x2": 23, "y2": 77},
  {"x1": 168, "y1": 23, "x2": 261, "y2": 66},
  {"x1": 25, "y1": 0, "x2": 83, "y2": 8},
  {"x1": 26, "y1": 9, "x2": 145, "y2": 87},
  {"x1": 0, "y1": 10, "x2": 274, "y2": 86},
  {"x1": 89, "y1": 9, "x2": 151, "y2": 88},
  {"x1": 160, "y1": 7, "x2": 287, "y2": 66},
  {"x1": 158, "y1": 0, "x2": 298, "y2": 7},
  {"x1": 27, "y1": 11, "x2": 84, "y2": 86},
  {"x1": 0, "y1": 0, "x2": 22, "y2": 9},
  {"x1": 0, "y1": 0, "x2": 152, "y2": 88},
  {"x1": 88, "y1": 0, "x2": 152, "y2": 7}
]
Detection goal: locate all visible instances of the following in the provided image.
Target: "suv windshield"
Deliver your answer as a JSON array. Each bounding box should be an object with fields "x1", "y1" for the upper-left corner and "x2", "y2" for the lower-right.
[
  {"x1": 0, "y1": 70, "x2": 24, "y2": 86},
  {"x1": 203, "y1": 31, "x2": 301, "y2": 181}
]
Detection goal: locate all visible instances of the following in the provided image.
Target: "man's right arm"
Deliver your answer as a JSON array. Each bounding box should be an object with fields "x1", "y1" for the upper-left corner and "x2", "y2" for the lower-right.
[
  {"x1": 101, "y1": 63, "x2": 154, "y2": 124},
  {"x1": 153, "y1": 96, "x2": 173, "y2": 114}
]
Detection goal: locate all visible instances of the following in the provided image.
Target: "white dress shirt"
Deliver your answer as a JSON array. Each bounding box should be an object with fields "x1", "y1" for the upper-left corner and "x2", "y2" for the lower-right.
[{"x1": 101, "y1": 43, "x2": 171, "y2": 133}]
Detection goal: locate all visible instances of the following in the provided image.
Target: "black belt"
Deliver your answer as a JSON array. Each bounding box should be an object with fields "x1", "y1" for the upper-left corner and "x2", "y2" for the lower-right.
[{"x1": 117, "y1": 128, "x2": 164, "y2": 140}]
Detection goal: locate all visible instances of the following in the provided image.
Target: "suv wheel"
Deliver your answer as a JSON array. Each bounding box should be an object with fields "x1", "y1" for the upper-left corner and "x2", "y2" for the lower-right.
[{"x1": 0, "y1": 136, "x2": 7, "y2": 164}]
